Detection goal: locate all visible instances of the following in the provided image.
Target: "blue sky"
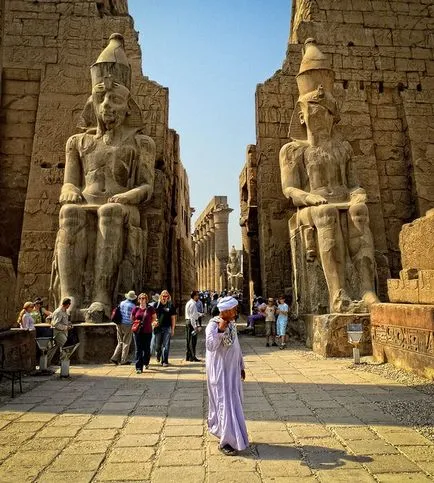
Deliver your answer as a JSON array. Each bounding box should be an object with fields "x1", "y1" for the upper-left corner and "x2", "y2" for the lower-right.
[{"x1": 128, "y1": 0, "x2": 291, "y2": 248}]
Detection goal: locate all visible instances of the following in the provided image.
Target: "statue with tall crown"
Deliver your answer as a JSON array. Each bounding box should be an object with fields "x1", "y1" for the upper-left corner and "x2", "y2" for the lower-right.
[
  {"x1": 51, "y1": 33, "x2": 156, "y2": 321},
  {"x1": 227, "y1": 245, "x2": 243, "y2": 292},
  {"x1": 279, "y1": 39, "x2": 379, "y2": 315}
]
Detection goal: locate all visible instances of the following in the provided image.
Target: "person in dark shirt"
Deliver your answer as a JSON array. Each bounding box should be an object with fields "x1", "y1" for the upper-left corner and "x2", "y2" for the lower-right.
[{"x1": 153, "y1": 290, "x2": 176, "y2": 367}]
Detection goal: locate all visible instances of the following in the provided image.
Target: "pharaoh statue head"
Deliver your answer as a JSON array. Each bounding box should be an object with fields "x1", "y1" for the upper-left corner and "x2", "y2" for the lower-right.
[
  {"x1": 289, "y1": 38, "x2": 340, "y2": 141},
  {"x1": 78, "y1": 33, "x2": 143, "y2": 131}
]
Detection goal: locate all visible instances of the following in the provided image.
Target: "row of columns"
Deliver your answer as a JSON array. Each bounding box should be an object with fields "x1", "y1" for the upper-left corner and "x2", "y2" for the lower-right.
[{"x1": 193, "y1": 202, "x2": 232, "y2": 292}]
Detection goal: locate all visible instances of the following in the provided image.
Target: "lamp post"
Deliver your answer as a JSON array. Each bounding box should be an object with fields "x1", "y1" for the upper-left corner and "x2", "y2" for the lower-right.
[
  {"x1": 59, "y1": 343, "x2": 80, "y2": 378},
  {"x1": 35, "y1": 337, "x2": 55, "y2": 372},
  {"x1": 347, "y1": 323, "x2": 363, "y2": 364}
]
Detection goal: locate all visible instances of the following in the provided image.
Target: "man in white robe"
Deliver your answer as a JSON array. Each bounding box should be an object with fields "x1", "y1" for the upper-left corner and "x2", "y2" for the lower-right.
[{"x1": 205, "y1": 296, "x2": 249, "y2": 455}]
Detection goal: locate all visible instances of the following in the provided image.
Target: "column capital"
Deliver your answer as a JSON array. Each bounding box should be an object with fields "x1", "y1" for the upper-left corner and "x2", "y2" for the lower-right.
[
  {"x1": 213, "y1": 207, "x2": 233, "y2": 225},
  {"x1": 206, "y1": 213, "x2": 215, "y2": 231}
]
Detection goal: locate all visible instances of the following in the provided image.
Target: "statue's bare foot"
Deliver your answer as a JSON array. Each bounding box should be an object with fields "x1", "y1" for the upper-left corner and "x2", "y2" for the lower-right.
[
  {"x1": 362, "y1": 290, "x2": 380, "y2": 310},
  {"x1": 331, "y1": 289, "x2": 364, "y2": 313},
  {"x1": 85, "y1": 301, "x2": 108, "y2": 322},
  {"x1": 332, "y1": 289, "x2": 374, "y2": 314}
]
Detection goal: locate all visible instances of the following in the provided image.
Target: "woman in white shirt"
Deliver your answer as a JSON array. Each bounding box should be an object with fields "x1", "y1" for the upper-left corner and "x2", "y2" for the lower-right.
[{"x1": 17, "y1": 301, "x2": 36, "y2": 331}]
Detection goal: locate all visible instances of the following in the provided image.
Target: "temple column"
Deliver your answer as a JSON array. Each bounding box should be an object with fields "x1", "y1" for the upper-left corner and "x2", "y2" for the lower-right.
[
  {"x1": 193, "y1": 232, "x2": 199, "y2": 288},
  {"x1": 196, "y1": 230, "x2": 201, "y2": 290},
  {"x1": 213, "y1": 206, "x2": 232, "y2": 292},
  {"x1": 208, "y1": 217, "x2": 215, "y2": 291},
  {"x1": 203, "y1": 225, "x2": 208, "y2": 290},
  {"x1": 199, "y1": 226, "x2": 205, "y2": 289}
]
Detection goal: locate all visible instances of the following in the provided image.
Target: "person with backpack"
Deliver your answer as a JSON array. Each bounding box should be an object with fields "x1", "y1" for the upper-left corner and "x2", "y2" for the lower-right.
[
  {"x1": 131, "y1": 293, "x2": 156, "y2": 374},
  {"x1": 153, "y1": 290, "x2": 176, "y2": 367}
]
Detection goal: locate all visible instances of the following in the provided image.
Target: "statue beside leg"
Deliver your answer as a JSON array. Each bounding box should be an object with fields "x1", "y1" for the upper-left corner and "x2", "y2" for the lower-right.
[{"x1": 227, "y1": 246, "x2": 243, "y2": 292}]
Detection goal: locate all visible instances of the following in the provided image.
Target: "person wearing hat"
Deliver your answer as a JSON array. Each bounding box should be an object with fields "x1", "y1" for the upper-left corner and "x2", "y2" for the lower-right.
[
  {"x1": 17, "y1": 301, "x2": 36, "y2": 331},
  {"x1": 206, "y1": 296, "x2": 248, "y2": 456},
  {"x1": 31, "y1": 297, "x2": 52, "y2": 325},
  {"x1": 110, "y1": 290, "x2": 137, "y2": 365}
]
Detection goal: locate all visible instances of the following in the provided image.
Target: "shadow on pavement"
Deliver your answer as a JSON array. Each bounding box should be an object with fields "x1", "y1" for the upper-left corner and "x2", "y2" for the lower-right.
[{"x1": 248, "y1": 442, "x2": 372, "y2": 467}]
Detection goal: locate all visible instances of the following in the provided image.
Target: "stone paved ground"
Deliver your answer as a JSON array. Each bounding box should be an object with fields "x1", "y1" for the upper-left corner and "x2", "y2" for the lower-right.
[{"x1": 0, "y1": 327, "x2": 433, "y2": 482}]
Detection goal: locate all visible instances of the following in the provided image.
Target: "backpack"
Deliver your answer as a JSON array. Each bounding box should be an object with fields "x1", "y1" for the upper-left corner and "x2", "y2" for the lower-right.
[{"x1": 110, "y1": 305, "x2": 122, "y2": 324}]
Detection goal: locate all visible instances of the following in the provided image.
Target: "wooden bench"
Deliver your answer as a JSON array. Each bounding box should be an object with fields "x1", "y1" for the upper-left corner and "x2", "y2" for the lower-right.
[{"x1": 0, "y1": 343, "x2": 23, "y2": 398}]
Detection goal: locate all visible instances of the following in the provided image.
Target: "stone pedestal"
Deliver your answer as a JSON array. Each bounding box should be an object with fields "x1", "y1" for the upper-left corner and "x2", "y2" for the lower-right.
[
  {"x1": 303, "y1": 313, "x2": 371, "y2": 358},
  {"x1": 0, "y1": 329, "x2": 36, "y2": 371},
  {"x1": 0, "y1": 257, "x2": 16, "y2": 330},
  {"x1": 371, "y1": 303, "x2": 434, "y2": 380},
  {"x1": 72, "y1": 323, "x2": 117, "y2": 364}
]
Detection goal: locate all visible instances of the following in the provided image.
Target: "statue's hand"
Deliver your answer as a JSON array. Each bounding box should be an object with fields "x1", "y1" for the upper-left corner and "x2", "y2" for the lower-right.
[
  {"x1": 59, "y1": 191, "x2": 82, "y2": 204},
  {"x1": 305, "y1": 194, "x2": 328, "y2": 206},
  {"x1": 350, "y1": 188, "x2": 367, "y2": 205},
  {"x1": 108, "y1": 193, "x2": 132, "y2": 204}
]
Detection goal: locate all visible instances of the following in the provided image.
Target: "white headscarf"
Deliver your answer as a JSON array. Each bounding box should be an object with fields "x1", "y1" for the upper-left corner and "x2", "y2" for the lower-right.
[{"x1": 217, "y1": 296, "x2": 238, "y2": 312}]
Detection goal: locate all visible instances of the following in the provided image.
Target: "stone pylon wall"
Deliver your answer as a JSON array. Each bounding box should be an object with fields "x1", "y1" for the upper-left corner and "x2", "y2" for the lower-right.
[
  {"x1": 0, "y1": 0, "x2": 193, "y2": 315},
  {"x1": 254, "y1": 0, "x2": 434, "y2": 300}
]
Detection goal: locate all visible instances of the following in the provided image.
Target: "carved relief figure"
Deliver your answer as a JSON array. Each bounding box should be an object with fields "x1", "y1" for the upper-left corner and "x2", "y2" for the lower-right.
[
  {"x1": 227, "y1": 245, "x2": 243, "y2": 291},
  {"x1": 96, "y1": 0, "x2": 128, "y2": 16},
  {"x1": 279, "y1": 39, "x2": 378, "y2": 313},
  {"x1": 51, "y1": 34, "x2": 156, "y2": 320}
]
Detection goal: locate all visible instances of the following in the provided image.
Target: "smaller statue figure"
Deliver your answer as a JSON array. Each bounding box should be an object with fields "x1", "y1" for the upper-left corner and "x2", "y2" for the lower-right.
[
  {"x1": 279, "y1": 39, "x2": 379, "y2": 313},
  {"x1": 227, "y1": 246, "x2": 243, "y2": 292}
]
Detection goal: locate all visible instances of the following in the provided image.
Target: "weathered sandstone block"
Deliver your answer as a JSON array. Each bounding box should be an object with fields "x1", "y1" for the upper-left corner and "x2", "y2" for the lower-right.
[{"x1": 371, "y1": 303, "x2": 434, "y2": 380}]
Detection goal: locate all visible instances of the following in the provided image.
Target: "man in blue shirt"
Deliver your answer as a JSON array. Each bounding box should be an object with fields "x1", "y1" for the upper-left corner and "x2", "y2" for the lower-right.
[{"x1": 110, "y1": 290, "x2": 137, "y2": 365}]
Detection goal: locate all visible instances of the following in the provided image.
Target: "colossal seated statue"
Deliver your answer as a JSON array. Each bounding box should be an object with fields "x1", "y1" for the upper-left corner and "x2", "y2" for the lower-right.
[
  {"x1": 279, "y1": 39, "x2": 378, "y2": 314},
  {"x1": 51, "y1": 33, "x2": 156, "y2": 320},
  {"x1": 227, "y1": 245, "x2": 243, "y2": 292}
]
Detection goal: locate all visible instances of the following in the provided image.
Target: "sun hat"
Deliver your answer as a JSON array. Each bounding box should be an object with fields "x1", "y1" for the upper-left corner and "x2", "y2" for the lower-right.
[{"x1": 125, "y1": 290, "x2": 137, "y2": 301}]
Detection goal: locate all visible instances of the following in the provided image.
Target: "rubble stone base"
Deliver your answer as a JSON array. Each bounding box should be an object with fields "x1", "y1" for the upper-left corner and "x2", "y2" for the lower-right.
[
  {"x1": 303, "y1": 313, "x2": 371, "y2": 358},
  {"x1": 0, "y1": 329, "x2": 36, "y2": 371},
  {"x1": 72, "y1": 323, "x2": 117, "y2": 364}
]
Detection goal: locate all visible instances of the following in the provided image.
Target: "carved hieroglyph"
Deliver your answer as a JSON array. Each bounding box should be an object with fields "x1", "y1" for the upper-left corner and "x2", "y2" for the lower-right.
[
  {"x1": 227, "y1": 245, "x2": 243, "y2": 292},
  {"x1": 279, "y1": 39, "x2": 379, "y2": 314},
  {"x1": 51, "y1": 33, "x2": 156, "y2": 321}
]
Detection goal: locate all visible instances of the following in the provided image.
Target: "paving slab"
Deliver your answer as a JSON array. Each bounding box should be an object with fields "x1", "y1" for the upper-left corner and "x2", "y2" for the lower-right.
[
  {"x1": 47, "y1": 453, "x2": 105, "y2": 472},
  {"x1": 375, "y1": 473, "x2": 433, "y2": 483},
  {"x1": 0, "y1": 333, "x2": 432, "y2": 482}
]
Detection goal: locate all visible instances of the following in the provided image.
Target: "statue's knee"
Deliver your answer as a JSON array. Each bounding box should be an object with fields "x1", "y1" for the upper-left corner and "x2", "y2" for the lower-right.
[
  {"x1": 98, "y1": 203, "x2": 124, "y2": 224},
  {"x1": 59, "y1": 204, "x2": 85, "y2": 228},
  {"x1": 314, "y1": 205, "x2": 338, "y2": 228},
  {"x1": 349, "y1": 203, "x2": 369, "y2": 226}
]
